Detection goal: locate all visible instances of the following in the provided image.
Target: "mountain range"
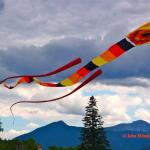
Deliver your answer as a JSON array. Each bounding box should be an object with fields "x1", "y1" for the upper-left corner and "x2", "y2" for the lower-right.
[{"x1": 16, "y1": 120, "x2": 150, "y2": 150}]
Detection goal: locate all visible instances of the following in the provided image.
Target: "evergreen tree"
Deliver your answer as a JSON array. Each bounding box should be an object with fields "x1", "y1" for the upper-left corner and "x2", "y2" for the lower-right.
[
  {"x1": 80, "y1": 96, "x2": 112, "y2": 150},
  {"x1": 0, "y1": 119, "x2": 3, "y2": 132},
  {"x1": 0, "y1": 119, "x2": 4, "y2": 140}
]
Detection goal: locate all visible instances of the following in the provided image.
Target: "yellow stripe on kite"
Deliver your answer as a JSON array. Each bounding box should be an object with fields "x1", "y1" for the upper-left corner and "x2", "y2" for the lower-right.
[
  {"x1": 138, "y1": 26, "x2": 150, "y2": 30},
  {"x1": 131, "y1": 22, "x2": 150, "y2": 31},
  {"x1": 61, "y1": 78, "x2": 74, "y2": 86},
  {"x1": 33, "y1": 77, "x2": 40, "y2": 83},
  {"x1": 92, "y1": 56, "x2": 107, "y2": 67}
]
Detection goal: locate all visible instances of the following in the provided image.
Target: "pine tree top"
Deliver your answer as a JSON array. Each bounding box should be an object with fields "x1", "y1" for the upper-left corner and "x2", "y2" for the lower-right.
[{"x1": 80, "y1": 96, "x2": 112, "y2": 150}]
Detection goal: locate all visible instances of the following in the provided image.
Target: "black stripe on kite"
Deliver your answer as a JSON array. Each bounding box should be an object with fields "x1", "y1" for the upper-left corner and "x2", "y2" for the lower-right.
[
  {"x1": 84, "y1": 61, "x2": 98, "y2": 71},
  {"x1": 57, "y1": 83, "x2": 64, "y2": 87},
  {"x1": 117, "y1": 38, "x2": 135, "y2": 51}
]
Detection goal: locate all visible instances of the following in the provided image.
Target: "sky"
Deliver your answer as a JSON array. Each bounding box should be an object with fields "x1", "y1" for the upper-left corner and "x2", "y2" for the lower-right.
[{"x1": 0, "y1": 0, "x2": 150, "y2": 139}]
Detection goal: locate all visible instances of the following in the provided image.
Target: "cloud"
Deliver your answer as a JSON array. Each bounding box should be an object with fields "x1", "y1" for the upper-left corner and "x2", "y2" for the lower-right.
[
  {"x1": 0, "y1": 0, "x2": 149, "y2": 48},
  {"x1": 0, "y1": 38, "x2": 150, "y2": 81},
  {"x1": 1, "y1": 77, "x2": 149, "y2": 128},
  {"x1": 2, "y1": 129, "x2": 28, "y2": 139},
  {"x1": 0, "y1": 0, "x2": 149, "y2": 79},
  {"x1": 1, "y1": 76, "x2": 150, "y2": 140},
  {"x1": 101, "y1": 77, "x2": 150, "y2": 87},
  {"x1": 0, "y1": 37, "x2": 101, "y2": 77},
  {"x1": 0, "y1": 0, "x2": 4, "y2": 12},
  {"x1": 134, "y1": 108, "x2": 150, "y2": 121},
  {"x1": 26, "y1": 122, "x2": 39, "y2": 129}
]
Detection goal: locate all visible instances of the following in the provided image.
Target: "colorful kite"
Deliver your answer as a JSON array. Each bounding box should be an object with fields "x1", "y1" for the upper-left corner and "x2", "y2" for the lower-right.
[{"x1": 0, "y1": 21, "x2": 150, "y2": 112}]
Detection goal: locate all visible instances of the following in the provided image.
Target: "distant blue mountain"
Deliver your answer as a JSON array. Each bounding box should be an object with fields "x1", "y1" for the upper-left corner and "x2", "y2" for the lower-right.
[
  {"x1": 106, "y1": 121, "x2": 150, "y2": 150},
  {"x1": 16, "y1": 120, "x2": 150, "y2": 150},
  {"x1": 106, "y1": 120, "x2": 150, "y2": 132},
  {"x1": 17, "y1": 121, "x2": 81, "y2": 150},
  {"x1": 139, "y1": 145, "x2": 150, "y2": 150}
]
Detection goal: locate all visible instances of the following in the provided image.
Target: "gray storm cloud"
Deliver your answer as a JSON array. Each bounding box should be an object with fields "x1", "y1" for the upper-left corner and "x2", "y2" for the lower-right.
[
  {"x1": 0, "y1": 0, "x2": 149, "y2": 84},
  {"x1": 0, "y1": 0, "x2": 4, "y2": 11},
  {"x1": 0, "y1": 36, "x2": 150, "y2": 84},
  {"x1": 0, "y1": 0, "x2": 149, "y2": 48}
]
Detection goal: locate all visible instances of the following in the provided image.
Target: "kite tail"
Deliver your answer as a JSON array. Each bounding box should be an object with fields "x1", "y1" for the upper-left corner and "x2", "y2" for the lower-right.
[
  {"x1": 10, "y1": 69, "x2": 103, "y2": 122},
  {"x1": 43, "y1": 21, "x2": 150, "y2": 87},
  {"x1": 3, "y1": 21, "x2": 150, "y2": 90},
  {"x1": 2, "y1": 58, "x2": 81, "y2": 89},
  {"x1": 16, "y1": 37, "x2": 136, "y2": 88}
]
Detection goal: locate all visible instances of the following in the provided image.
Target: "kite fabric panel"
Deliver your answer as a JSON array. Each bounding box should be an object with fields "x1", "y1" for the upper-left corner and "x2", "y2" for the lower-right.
[{"x1": 2, "y1": 21, "x2": 150, "y2": 89}]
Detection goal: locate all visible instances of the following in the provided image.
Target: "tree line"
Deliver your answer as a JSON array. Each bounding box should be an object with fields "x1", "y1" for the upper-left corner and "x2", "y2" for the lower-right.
[{"x1": 0, "y1": 138, "x2": 37, "y2": 150}]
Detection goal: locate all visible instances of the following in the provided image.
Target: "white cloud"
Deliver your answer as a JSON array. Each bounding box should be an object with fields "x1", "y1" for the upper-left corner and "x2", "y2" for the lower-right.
[
  {"x1": 26, "y1": 122, "x2": 39, "y2": 129},
  {"x1": 144, "y1": 98, "x2": 150, "y2": 105},
  {"x1": 134, "y1": 108, "x2": 150, "y2": 121},
  {"x1": 1, "y1": 77, "x2": 150, "y2": 128},
  {"x1": 1, "y1": 129, "x2": 28, "y2": 139}
]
